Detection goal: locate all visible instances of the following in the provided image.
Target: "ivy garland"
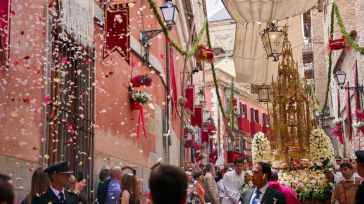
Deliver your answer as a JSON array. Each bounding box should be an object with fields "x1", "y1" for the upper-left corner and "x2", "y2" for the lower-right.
[
  {"x1": 321, "y1": 5, "x2": 334, "y2": 112},
  {"x1": 321, "y1": 3, "x2": 364, "y2": 112},
  {"x1": 147, "y1": 0, "x2": 207, "y2": 57},
  {"x1": 206, "y1": 20, "x2": 227, "y2": 118},
  {"x1": 333, "y1": 3, "x2": 364, "y2": 55}
]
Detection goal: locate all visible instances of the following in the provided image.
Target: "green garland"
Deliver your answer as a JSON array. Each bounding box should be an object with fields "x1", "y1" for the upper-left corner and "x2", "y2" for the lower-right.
[
  {"x1": 321, "y1": 4, "x2": 335, "y2": 112},
  {"x1": 321, "y1": 3, "x2": 364, "y2": 112},
  {"x1": 147, "y1": 0, "x2": 207, "y2": 57},
  {"x1": 333, "y1": 3, "x2": 364, "y2": 54},
  {"x1": 206, "y1": 20, "x2": 227, "y2": 118}
]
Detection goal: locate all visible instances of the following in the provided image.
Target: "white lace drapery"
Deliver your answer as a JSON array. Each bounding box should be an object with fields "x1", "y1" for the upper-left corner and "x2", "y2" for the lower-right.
[{"x1": 59, "y1": 0, "x2": 94, "y2": 47}]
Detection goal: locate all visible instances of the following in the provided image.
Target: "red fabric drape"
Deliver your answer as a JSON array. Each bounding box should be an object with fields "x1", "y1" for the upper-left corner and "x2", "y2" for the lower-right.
[
  {"x1": 250, "y1": 121, "x2": 262, "y2": 135},
  {"x1": 185, "y1": 86, "x2": 194, "y2": 112},
  {"x1": 103, "y1": 3, "x2": 130, "y2": 62},
  {"x1": 354, "y1": 61, "x2": 360, "y2": 110},
  {"x1": 238, "y1": 116, "x2": 250, "y2": 133},
  {"x1": 201, "y1": 130, "x2": 209, "y2": 144},
  {"x1": 346, "y1": 81, "x2": 352, "y2": 140},
  {"x1": 170, "y1": 47, "x2": 178, "y2": 110},
  {"x1": 191, "y1": 106, "x2": 202, "y2": 128}
]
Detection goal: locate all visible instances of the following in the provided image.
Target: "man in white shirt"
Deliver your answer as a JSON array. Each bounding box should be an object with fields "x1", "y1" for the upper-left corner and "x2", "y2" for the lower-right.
[
  {"x1": 241, "y1": 162, "x2": 286, "y2": 204},
  {"x1": 221, "y1": 158, "x2": 246, "y2": 204}
]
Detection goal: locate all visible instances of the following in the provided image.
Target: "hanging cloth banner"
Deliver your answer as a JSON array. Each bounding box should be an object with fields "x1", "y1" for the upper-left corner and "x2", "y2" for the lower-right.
[
  {"x1": 191, "y1": 106, "x2": 202, "y2": 128},
  {"x1": 136, "y1": 104, "x2": 147, "y2": 139},
  {"x1": 346, "y1": 81, "x2": 352, "y2": 140},
  {"x1": 185, "y1": 86, "x2": 194, "y2": 113},
  {"x1": 0, "y1": 0, "x2": 9, "y2": 67},
  {"x1": 103, "y1": 3, "x2": 130, "y2": 63},
  {"x1": 170, "y1": 46, "x2": 178, "y2": 111}
]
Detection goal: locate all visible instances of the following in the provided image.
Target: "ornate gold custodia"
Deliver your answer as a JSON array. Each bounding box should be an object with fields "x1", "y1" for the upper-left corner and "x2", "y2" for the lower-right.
[{"x1": 270, "y1": 26, "x2": 315, "y2": 166}]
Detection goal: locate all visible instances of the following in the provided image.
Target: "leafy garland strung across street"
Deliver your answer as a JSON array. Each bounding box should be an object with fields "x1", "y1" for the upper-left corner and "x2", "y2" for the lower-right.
[
  {"x1": 147, "y1": 0, "x2": 234, "y2": 143},
  {"x1": 147, "y1": 0, "x2": 207, "y2": 57}
]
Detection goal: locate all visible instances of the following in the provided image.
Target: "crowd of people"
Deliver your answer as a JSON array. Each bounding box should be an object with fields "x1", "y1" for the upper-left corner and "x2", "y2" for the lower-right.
[{"x1": 0, "y1": 150, "x2": 364, "y2": 204}]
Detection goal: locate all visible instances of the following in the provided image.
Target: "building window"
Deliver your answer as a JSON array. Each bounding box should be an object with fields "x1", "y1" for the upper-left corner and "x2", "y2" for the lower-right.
[
  {"x1": 262, "y1": 113, "x2": 267, "y2": 126},
  {"x1": 240, "y1": 103, "x2": 247, "y2": 118}
]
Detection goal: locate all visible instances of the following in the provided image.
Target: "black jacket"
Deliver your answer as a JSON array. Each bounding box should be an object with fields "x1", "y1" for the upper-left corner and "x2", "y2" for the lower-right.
[
  {"x1": 32, "y1": 187, "x2": 79, "y2": 204},
  {"x1": 355, "y1": 181, "x2": 364, "y2": 204},
  {"x1": 241, "y1": 186, "x2": 287, "y2": 204},
  {"x1": 97, "y1": 178, "x2": 111, "y2": 204}
]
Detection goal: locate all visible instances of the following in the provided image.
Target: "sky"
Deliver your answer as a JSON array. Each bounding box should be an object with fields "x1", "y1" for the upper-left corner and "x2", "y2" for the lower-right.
[{"x1": 206, "y1": 0, "x2": 225, "y2": 17}]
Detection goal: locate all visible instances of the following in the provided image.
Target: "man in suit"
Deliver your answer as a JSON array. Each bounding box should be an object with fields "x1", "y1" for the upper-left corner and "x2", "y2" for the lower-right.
[
  {"x1": 241, "y1": 162, "x2": 286, "y2": 204},
  {"x1": 33, "y1": 161, "x2": 78, "y2": 204},
  {"x1": 203, "y1": 163, "x2": 219, "y2": 204},
  {"x1": 354, "y1": 150, "x2": 364, "y2": 204}
]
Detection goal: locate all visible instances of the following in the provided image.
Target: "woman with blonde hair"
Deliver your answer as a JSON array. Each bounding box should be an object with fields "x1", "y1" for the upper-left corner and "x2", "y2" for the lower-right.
[
  {"x1": 21, "y1": 167, "x2": 50, "y2": 204},
  {"x1": 120, "y1": 174, "x2": 140, "y2": 204}
]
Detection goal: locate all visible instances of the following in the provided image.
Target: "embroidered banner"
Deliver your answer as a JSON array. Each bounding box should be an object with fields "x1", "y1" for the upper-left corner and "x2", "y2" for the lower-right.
[
  {"x1": 103, "y1": 3, "x2": 130, "y2": 62},
  {"x1": 191, "y1": 106, "x2": 202, "y2": 128},
  {"x1": 185, "y1": 86, "x2": 194, "y2": 112},
  {"x1": 346, "y1": 81, "x2": 352, "y2": 140}
]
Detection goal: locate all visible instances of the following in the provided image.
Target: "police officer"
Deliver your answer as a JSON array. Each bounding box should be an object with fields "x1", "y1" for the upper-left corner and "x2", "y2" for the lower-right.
[
  {"x1": 354, "y1": 150, "x2": 364, "y2": 204},
  {"x1": 33, "y1": 161, "x2": 79, "y2": 204}
]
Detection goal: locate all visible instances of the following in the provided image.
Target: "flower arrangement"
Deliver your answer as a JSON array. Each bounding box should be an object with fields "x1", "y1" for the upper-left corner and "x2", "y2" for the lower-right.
[
  {"x1": 184, "y1": 124, "x2": 197, "y2": 135},
  {"x1": 355, "y1": 108, "x2": 364, "y2": 120},
  {"x1": 129, "y1": 91, "x2": 151, "y2": 110},
  {"x1": 309, "y1": 129, "x2": 336, "y2": 170},
  {"x1": 278, "y1": 169, "x2": 333, "y2": 202},
  {"x1": 332, "y1": 118, "x2": 344, "y2": 144},
  {"x1": 130, "y1": 74, "x2": 152, "y2": 87},
  {"x1": 352, "y1": 120, "x2": 364, "y2": 131},
  {"x1": 252, "y1": 132, "x2": 271, "y2": 164},
  {"x1": 332, "y1": 117, "x2": 344, "y2": 125},
  {"x1": 184, "y1": 139, "x2": 195, "y2": 148}
]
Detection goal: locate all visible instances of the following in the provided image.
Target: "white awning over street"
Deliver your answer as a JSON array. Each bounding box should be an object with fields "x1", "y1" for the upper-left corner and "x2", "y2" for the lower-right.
[
  {"x1": 223, "y1": 0, "x2": 317, "y2": 23},
  {"x1": 233, "y1": 16, "x2": 304, "y2": 85}
]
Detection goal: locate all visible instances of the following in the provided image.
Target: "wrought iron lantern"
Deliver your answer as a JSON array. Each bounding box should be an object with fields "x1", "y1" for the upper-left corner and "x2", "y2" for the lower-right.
[
  {"x1": 334, "y1": 70, "x2": 346, "y2": 87},
  {"x1": 258, "y1": 85, "x2": 271, "y2": 103},
  {"x1": 260, "y1": 23, "x2": 285, "y2": 61},
  {"x1": 160, "y1": 0, "x2": 179, "y2": 27}
]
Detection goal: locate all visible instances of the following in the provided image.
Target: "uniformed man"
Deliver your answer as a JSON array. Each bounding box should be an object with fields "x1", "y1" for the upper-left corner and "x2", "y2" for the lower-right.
[
  {"x1": 33, "y1": 161, "x2": 79, "y2": 204},
  {"x1": 354, "y1": 150, "x2": 364, "y2": 204}
]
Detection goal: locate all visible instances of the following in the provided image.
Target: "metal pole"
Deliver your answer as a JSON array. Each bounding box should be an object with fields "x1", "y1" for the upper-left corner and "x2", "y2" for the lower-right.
[{"x1": 165, "y1": 39, "x2": 171, "y2": 163}]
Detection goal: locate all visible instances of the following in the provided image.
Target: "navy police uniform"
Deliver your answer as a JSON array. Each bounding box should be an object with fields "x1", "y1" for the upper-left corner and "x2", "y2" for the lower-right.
[{"x1": 33, "y1": 161, "x2": 79, "y2": 204}]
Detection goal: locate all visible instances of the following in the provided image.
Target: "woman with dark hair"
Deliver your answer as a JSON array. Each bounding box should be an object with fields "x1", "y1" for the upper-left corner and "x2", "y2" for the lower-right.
[
  {"x1": 21, "y1": 167, "x2": 50, "y2": 204},
  {"x1": 120, "y1": 174, "x2": 140, "y2": 204},
  {"x1": 194, "y1": 171, "x2": 206, "y2": 204}
]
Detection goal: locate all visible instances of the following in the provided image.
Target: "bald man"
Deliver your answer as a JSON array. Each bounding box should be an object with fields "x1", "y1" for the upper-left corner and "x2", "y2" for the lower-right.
[{"x1": 98, "y1": 165, "x2": 135, "y2": 204}]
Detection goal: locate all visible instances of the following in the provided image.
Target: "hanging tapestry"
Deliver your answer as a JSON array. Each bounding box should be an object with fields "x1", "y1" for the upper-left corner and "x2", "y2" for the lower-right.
[{"x1": 103, "y1": 3, "x2": 130, "y2": 63}]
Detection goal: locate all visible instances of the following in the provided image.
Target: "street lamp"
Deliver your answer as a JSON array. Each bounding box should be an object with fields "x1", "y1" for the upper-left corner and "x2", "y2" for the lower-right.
[
  {"x1": 334, "y1": 70, "x2": 364, "y2": 93},
  {"x1": 160, "y1": 0, "x2": 179, "y2": 27},
  {"x1": 334, "y1": 70, "x2": 346, "y2": 87},
  {"x1": 140, "y1": 0, "x2": 179, "y2": 61},
  {"x1": 260, "y1": 23, "x2": 285, "y2": 61},
  {"x1": 258, "y1": 85, "x2": 271, "y2": 103}
]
